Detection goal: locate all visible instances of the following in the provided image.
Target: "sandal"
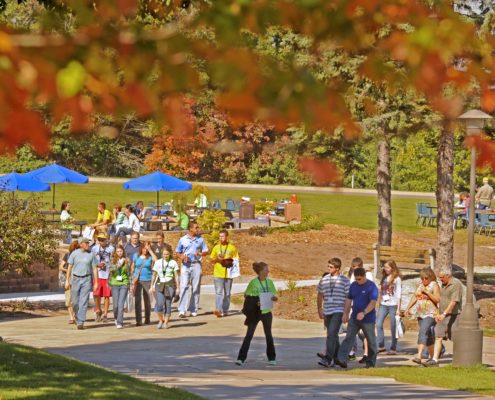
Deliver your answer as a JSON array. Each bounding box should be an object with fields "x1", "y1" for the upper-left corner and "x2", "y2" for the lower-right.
[
  {"x1": 412, "y1": 357, "x2": 422, "y2": 364},
  {"x1": 68, "y1": 319, "x2": 75, "y2": 324},
  {"x1": 386, "y1": 350, "x2": 397, "y2": 355}
]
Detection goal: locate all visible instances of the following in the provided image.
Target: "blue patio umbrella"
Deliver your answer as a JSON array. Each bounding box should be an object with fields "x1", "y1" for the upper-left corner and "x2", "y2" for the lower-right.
[
  {"x1": 0, "y1": 172, "x2": 51, "y2": 192},
  {"x1": 123, "y1": 171, "x2": 192, "y2": 215},
  {"x1": 24, "y1": 163, "x2": 89, "y2": 209}
]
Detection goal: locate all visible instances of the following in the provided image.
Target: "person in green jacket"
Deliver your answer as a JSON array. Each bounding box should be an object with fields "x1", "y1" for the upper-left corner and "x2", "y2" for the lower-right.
[
  {"x1": 236, "y1": 261, "x2": 278, "y2": 366},
  {"x1": 109, "y1": 245, "x2": 130, "y2": 329}
]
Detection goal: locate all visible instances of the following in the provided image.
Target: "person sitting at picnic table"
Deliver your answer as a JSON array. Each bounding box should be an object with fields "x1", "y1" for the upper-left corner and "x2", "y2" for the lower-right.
[
  {"x1": 60, "y1": 200, "x2": 75, "y2": 244},
  {"x1": 135, "y1": 200, "x2": 145, "y2": 220},
  {"x1": 475, "y1": 177, "x2": 493, "y2": 210},
  {"x1": 115, "y1": 204, "x2": 140, "y2": 244},
  {"x1": 91, "y1": 202, "x2": 114, "y2": 236},
  {"x1": 194, "y1": 193, "x2": 208, "y2": 209},
  {"x1": 168, "y1": 210, "x2": 190, "y2": 231},
  {"x1": 108, "y1": 202, "x2": 127, "y2": 241},
  {"x1": 454, "y1": 192, "x2": 469, "y2": 226}
]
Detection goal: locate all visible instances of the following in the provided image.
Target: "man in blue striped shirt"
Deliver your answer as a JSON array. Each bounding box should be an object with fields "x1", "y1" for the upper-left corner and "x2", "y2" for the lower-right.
[{"x1": 317, "y1": 258, "x2": 350, "y2": 368}]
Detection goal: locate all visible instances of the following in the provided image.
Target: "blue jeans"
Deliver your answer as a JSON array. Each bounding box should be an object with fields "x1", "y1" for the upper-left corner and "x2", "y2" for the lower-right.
[
  {"x1": 178, "y1": 263, "x2": 202, "y2": 314},
  {"x1": 338, "y1": 318, "x2": 377, "y2": 367},
  {"x1": 155, "y1": 283, "x2": 175, "y2": 316},
  {"x1": 324, "y1": 312, "x2": 343, "y2": 362},
  {"x1": 116, "y1": 227, "x2": 133, "y2": 244},
  {"x1": 71, "y1": 275, "x2": 93, "y2": 326},
  {"x1": 112, "y1": 285, "x2": 128, "y2": 325},
  {"x1": 417, "y1": 317, "x2": 436, "y2": 345},
  {"x1": 214, "y1": 278, "x2": 233, "y2": 314},
  {"x1": 376, "y1": 304, "x2": 398, "y2": 351}
]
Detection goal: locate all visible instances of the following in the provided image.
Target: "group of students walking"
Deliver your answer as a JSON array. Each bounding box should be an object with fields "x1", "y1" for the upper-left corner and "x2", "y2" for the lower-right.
[
  {"x1": 315, "y1": 257, "x2": 463, "y2": 369},
  {"x1": 60, "y1": 224, "x2": 463, "y2": 369},
  {"x1": 60, "y1": 222, "x2": 239, "y2": 330}
]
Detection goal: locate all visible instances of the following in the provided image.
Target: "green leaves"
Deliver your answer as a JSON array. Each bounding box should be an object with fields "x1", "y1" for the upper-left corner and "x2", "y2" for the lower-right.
[{"x1": 56, "y1": 61, "x2": 86, "y2": 98}]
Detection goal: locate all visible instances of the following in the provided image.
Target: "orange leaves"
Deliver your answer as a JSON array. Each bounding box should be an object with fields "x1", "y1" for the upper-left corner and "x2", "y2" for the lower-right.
[
  {"x1": 0, "y1": 109, "x2": 49, "y2": 153},
  {"x1": 465, "y1": 134, "x2": 495, "y2": 171},
  {"x1": 298, "y1": 157, "x2": 341, "y2": 186},
  {"x1": 162, "y1": 95, "x2": 196, "y2": 137},
  {"x1": 481, "y1": 90, "x2": 495, "y2": 113},
  {"x1": 122, "y1": 83, "x2": 153, "y2": 118}
]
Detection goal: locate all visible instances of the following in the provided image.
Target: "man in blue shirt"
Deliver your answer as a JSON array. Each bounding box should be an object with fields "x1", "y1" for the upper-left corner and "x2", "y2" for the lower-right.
[
  {"x1": 335, "y1": 267, "x2": 379, "y2": 368},
  {"x1": 176, "y1": 222, "x2": 208, "y2": 317}
]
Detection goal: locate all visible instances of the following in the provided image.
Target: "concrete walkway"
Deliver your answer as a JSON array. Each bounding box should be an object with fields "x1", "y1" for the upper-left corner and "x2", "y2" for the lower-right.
[
  {"x1": 89, "y1": 176, "x2": 436, "y2": 199},
  {"x1": 1, "y1": 293, "x2": 494, "y2": 400}
]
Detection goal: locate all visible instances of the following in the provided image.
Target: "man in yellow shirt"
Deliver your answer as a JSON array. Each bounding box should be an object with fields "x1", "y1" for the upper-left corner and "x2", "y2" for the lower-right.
[
  {"x1": 91, "y1": 202, "x2": 114, "y2": 236},
  {"x1": 210, "y1": 230, "x2": 239, "y2": 317}
]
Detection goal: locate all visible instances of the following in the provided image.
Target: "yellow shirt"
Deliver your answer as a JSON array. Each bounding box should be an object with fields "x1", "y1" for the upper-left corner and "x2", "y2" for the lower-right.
[
  {"x1": 210, "y1": 242, "x2": 238, "y2": 278},
  {"x1": 97, "y1": 209, "x2": 114, "y2": 224}
]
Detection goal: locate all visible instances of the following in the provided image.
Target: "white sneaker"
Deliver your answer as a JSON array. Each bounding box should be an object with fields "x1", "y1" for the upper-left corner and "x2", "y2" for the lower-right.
[
  {"x1": 191, "y1": 312, "x2": 198, "y2": 317},
  {"x1": 116, "y1": 324, "x2": 123, "y2": 329},
  {"x1": 157, "y1": 321, "x2": 164, "y2": 329},
  {"x1": 178, "y1": 312, "x2": 186, "y2": 318},
  {"x1": 164, "y1": 323, "x2": 169, "y2": 329}
]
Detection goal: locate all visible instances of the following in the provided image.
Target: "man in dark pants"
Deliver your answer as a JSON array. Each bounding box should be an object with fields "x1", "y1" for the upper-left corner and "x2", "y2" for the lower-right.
[
  {"x1": 316, "y1": 258, "x2": 350, "y2": 367},
  {"x1": 335, "y1": 267, "x2": 379, "y2": 368}
]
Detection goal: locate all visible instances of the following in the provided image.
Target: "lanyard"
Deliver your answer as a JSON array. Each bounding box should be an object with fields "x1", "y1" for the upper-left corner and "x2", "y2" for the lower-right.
[
  {"x1": 258, "y1": 278, "x2": 269, "y2": 293},
  {"x1": 329, "y1": 276, "x2": 338, "y2": 296},
  {"x1": 162, "y1": 260, "x2": 171, "y2": 275}
]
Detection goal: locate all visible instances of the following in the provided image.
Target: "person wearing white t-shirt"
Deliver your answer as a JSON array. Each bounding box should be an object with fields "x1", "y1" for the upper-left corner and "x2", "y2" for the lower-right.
[
  {"x1": 376, "y1": 260, "x2": 402, "y2": 355},
  {"x1": 91, "y1": 234, "x2": 115, "y2": 322},
  {"x1": 151, "y1": 245, "x2": 180, "y2": 329},
  {"x1": 116, "y1": 204, "x2": 141, "y2": 245}
]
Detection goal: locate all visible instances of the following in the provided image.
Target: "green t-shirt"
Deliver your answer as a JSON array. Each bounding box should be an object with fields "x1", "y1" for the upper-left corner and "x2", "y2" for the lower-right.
[
  {"x1": 178, "y1": 212, "x2": 190, "y2": 230},
  {"x1": 244, "y1": 277, "x2": 277, "y2": 314},
  {"x1": 108, "y1": 260, "x2": 130, "y2": 286}
]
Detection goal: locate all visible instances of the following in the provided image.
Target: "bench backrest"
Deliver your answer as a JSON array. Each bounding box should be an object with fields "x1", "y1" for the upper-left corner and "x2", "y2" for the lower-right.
[{"x1": 367, "y1": 243, "x2": 436, "y2": 278}]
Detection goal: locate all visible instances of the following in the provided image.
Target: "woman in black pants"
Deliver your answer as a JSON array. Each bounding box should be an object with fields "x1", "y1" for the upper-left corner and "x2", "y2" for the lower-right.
[{"x1": 236, "y1": 261, "x2": 278, "y2": 366}]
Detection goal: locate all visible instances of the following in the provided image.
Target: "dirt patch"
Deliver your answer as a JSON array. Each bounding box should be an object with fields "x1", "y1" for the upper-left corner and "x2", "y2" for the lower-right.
[
  {"x1": 0, "y1": 301, "x2": 66, "y2": 322},
  {"x1": 232, "y1": 224, "x2": 495, "y2": 279}
]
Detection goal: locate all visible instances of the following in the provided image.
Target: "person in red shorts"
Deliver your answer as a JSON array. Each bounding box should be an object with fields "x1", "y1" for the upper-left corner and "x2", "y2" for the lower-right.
[{"x1": 92, "y1": 232, "x2": 115, "y2": 322}]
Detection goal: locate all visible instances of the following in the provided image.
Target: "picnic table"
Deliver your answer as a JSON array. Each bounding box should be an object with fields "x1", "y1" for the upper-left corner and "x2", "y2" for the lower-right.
[
  {"x1": 142, "y1": 217, "x2": 175, "y2": 231},
  {"x1": 229, "y1": 217, "x2": 271, "y2": 229},
  {"x1": 40, "y1": 209, "x2": 58, "y2": 221}
]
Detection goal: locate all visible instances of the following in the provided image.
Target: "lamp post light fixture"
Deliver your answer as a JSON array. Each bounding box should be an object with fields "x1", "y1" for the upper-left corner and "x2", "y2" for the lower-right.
[{"x1": 454, "y1": 109, "x2": 492, "y2": 366}]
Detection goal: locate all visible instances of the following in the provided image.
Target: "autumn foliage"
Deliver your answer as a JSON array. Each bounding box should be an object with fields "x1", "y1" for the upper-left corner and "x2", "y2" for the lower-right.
[{"x1": 1, "y1": 0, "x2": 495, "y2": 182}]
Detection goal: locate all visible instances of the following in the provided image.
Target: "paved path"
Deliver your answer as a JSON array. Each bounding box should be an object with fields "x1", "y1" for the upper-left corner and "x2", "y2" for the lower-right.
[
  {"x1": 89, "y1": 176, "x2": 436, "y2": 199},
  {"x1": 1, "y1": 293, "x2": 493, "y2": 400}
]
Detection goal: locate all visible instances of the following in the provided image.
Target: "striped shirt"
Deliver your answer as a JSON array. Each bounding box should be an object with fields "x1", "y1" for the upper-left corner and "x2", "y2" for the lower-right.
[{"x1": 317, "y1": 274, "x2": 350, "y2": 315}]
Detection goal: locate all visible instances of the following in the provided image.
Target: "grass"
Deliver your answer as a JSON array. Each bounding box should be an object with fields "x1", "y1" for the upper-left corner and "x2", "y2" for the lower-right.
[
  {"x1": 485, "y1": 328, "x2": 495, "y2": 338},
  {"x1": 0, "y1": 342, "x2": 202, "y2": 400},
  {"x1": 21, "y1": 181, "x2": 436, "y2": 234},
  {"x1": 336, "y1": 364, "x2": 495, "y2": 396}
]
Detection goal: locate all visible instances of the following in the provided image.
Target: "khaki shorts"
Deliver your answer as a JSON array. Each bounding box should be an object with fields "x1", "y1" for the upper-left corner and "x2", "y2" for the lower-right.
[
  {"x1": 65, "y1": 289, "x2": 71, "y2": 307},
  {"x1": 434, "y1": 313, "x2": 459, "y2": 340}
]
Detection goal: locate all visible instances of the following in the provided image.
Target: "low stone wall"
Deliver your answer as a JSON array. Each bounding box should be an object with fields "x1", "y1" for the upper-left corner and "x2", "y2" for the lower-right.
[{"x1": 0, "y1": 252, "x2": 62, "y2": 294}]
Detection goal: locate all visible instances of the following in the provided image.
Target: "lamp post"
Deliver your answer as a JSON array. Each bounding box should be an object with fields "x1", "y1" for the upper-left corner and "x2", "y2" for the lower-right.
[{"x1": 453, "y1": 109, "x2": 492, "y2": 366}]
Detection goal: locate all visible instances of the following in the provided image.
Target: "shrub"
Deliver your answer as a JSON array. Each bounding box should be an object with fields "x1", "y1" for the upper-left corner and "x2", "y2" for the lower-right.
[
  {"x1": 287, "y1": 215, "x2": 324, "y2": 232},
  {"x1": 248, "y1": 225, "x2": 269, "y2": 237},
  {"x1": 0, "y1": 194, "x2": 58, "y2": 275},
  {"x1": 286, "y1": 279, "x2": 297, "y2": 292},
  {"x1": 197, "y1": 209, "x2": 228, "y2": 246},
  {"x1": 255, "y1": 200, "x2": 275, "y2": 215}
]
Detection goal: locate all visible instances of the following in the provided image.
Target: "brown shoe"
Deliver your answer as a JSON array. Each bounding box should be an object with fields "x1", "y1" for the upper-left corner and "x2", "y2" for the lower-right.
[
  {"x1": 214, "y1": 309, "x2": 222, "y2": 318},
  {"x1": 77, "y1": 324, "x2": 84, "y2": 330}
]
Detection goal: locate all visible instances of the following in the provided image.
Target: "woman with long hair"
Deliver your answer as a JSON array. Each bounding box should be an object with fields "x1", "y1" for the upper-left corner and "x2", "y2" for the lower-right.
[
  {"x1": 236, "y1": 261, "x2": 278, "y2": 366},
  {"x1": 130, "y1": 242, "x2": 157, "y2": 326},
  {"x1": 60, "y1": 201, "x2": 75, "y2": 244},
  {"x1": 376, "y1": 260, "x2": 402, "y2": 355},
  {"x1": 151, "y1": 244, "x2": 179, "y2": 329},
  {"x1": 59, "y1": 240, "x2": 79, "y2": 323},
  {"x1": 405, "y1": 267, "x2": 440, "y2": 364},
  {"x1": 109, "y1": 245, "x2": 130, "y2": 329}
]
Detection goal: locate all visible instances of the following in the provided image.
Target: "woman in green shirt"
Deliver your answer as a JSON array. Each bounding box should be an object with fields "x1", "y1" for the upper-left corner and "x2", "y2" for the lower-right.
[
  {"x1": 236, "y1": 261, "x2": 278, "y2": 366},
  {"x1": 109, "y1": 245, "x2": 130, "y2": 329}
]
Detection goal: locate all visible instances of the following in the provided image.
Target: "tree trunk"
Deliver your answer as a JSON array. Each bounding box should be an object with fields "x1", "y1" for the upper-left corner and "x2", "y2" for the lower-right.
[
  {"x1": 436, "y1": 121, "x2": 455, "y2": 273},
  {"x1": 377, "y1": 136, "x2": 392, "y2": 246}
]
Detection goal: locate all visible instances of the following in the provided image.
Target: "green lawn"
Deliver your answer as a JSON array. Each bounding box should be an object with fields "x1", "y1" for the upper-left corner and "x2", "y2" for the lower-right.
[
  {"x1": 24, "y1": 182, "x2": 433, "y2": 234},
  {"x1": 0, "y1": 342, "x2": 202, "y2": 400},
  {"x1": 336, "y1": 365, "x2": 495, "y2": 396}
]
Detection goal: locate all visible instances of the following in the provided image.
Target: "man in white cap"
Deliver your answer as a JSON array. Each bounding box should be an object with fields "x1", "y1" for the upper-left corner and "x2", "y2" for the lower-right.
[
  {"x1": 475, "y1": 177, "x2": 493, "y2": 210},
  {"x1": 65, "y1": 237, "x2": 98, "y2": 330}
]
